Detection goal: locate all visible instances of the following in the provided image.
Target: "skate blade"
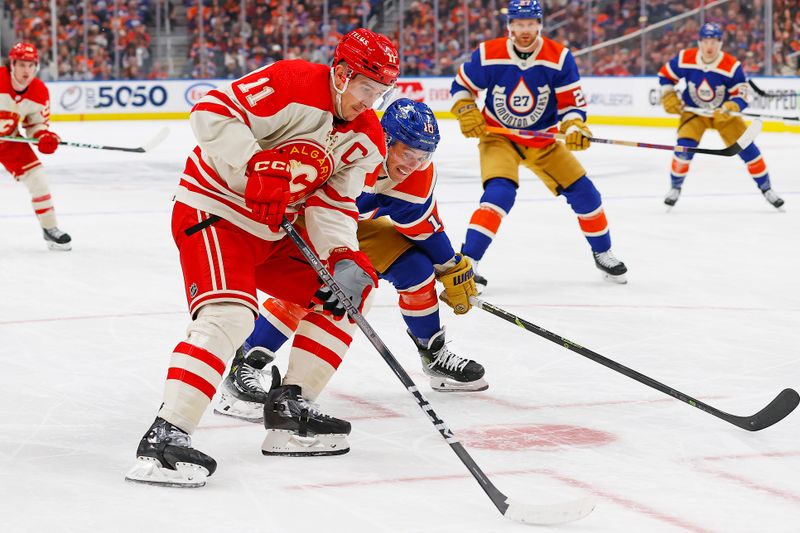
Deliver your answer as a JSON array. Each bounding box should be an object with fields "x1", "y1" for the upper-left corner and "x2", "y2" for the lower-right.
[
  {"x1": 213, "y1": 392, "x2": 264, "y2": 423},
  {"x1": 124, "y1": 457, "x2": 208, "y2": 488},
  {"x1": 261, "y1": 429, "x2": 350, "y2": 456},
  {"x1": 602, "y1": 272, "x2": 628, "y2": 285},
  {"x1": 430, "y1": 376, "x2": 489, "y2": 393},
  {"x1": 46, "y1": 241, "x2": 72, "y2": 251}
]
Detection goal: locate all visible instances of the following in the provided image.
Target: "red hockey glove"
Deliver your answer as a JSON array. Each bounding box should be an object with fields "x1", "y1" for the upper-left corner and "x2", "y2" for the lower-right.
[
  {"x1": 34, "y1": 130, "x2": 60, "y2": 154},
  {"x1": 244, "y1": 150, "x2": 292, "y2": 230},
  {"x1": 313, "y1": 248, "x2": 379, "y2": 321}
]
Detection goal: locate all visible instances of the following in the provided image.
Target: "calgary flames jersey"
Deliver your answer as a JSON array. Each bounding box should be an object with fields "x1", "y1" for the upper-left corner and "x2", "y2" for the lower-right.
[
  {"x1": 451, "y1": 36, "x2": 588, "y2": 148},
  {"x1": 658, "y1": 49, "x2": 748, "y2": 111},
  {"x1": 179, "y1": 59, "x2": 386, "y2": 259},
  {"x1": 0, "y1": 66, "x2": 51, "y2": 139},
  {"x1": 359, "y1": 162, "x2": 455, "y2": 266}
]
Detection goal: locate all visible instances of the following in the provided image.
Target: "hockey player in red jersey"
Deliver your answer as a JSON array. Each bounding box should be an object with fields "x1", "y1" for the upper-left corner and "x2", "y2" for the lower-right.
[
  {"x1": 125, "y1": 28, "x2": 400, "y2": 488},
  {"x1": 212, "y1": 101, "x2": 486, "y2": 442},
  {"x1": 451, "y1": 0, "x2": 627, "y2": 287},
  {"x1": 0, "y1": 42, "x2": 70, "y2": 250}
]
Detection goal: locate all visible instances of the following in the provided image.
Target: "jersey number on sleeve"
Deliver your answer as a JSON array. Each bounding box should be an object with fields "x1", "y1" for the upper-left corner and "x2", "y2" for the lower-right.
[
  {"x1": 427, "y1": 213, "x2": 443, "y2": 232},
  {"x1": 573, "y1": 88, "x2": 586, "y2": 107},
  {"x1": 236, "y1": 76, "x2": 274, "y2": 107}
]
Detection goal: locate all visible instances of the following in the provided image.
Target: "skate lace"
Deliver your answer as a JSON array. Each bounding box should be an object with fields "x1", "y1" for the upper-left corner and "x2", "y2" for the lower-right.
[
  {"x1": 46, "y1": 228, "x2": 66, "y2": 239},
  {"x1": 594, "y1": 251, "x2": 621, "y2": 268},
  {"x1": 239, "y1": 364, "x2": 267, "y2": 393},
  {"x1": 430, "y1": 343, "x2": 469, "y2": 373},
  {"x1": 295, "y1": 396, "x2": 330, "y2": 420}
]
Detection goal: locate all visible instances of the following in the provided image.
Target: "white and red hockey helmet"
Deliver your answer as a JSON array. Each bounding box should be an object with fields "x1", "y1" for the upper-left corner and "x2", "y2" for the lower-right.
[
  {"x1": 332, "y1": 28, "x2": 400, "y2": 86},
  {"x1": 9, "y1": 42, "x2": 39, "y2": 64}
]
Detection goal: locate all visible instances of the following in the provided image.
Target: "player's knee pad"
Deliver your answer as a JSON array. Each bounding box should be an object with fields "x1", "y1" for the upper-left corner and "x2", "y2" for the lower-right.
[
  {"x1": 481, "y1": 177, "x2": 517, "y2": 215},
  {"x1": 562, "y1": 176, "x2": 602, "y2": 214},
  {"x1": 187, "y1": 302, "x2": 255, "y2": 360},
  {"x1": 19, "y1": 167, "x2": 50, "y2": 196}
]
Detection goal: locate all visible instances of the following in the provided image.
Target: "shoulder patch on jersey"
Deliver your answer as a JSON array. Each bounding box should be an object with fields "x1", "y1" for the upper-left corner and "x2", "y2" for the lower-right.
[
  {"x1": 717, "y1": 53, "x2": 739, "y2": 74},
  {"x1": 24, "y1": 78, "x2": 50, "y2": 104},
  {"x1": 383, "y1": 163, "x2": 436, "y2": 204},
  {"x1": 536, "y1": 37, "x2": 566, "y2": 63},
  {"x1": 482, "y1": 38, "x2": 511, "y2": 61},
  {"x1": 679, "y1": 48, "x2": 699, "y2": 67}
]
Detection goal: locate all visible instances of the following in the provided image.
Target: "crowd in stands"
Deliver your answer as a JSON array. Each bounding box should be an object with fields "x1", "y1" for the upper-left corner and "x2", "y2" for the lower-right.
[
  {"x1": 185, "y1": 0, "x2": 375, "y2": 78},
  {"x1": 4, "y1": 0, "x2": 156, "y2": 80},
  {"x1": 3, "y1": 0, "x2": 798, "y2": 80}
]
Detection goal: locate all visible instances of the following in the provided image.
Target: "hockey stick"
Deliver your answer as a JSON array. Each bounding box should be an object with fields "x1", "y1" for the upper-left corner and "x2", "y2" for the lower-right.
[
  {"x1": 281, "y1": 218, "x2": 595, "y2": 525},
  {"x1": 0, "y1": 126, "x2": 170, "y2": 153},
  {"x1": 748, "y1": 79, "x2": 800, "y2": 99},
  {"x1": 684, "y1": 106, "x2": 800, "y2": 123},
  {"x1": 469, "y1": 296, "x2": 799, "y2": 432},
  {"x1": 486, "y1": 120, "x2": 762, "y2": 156}
]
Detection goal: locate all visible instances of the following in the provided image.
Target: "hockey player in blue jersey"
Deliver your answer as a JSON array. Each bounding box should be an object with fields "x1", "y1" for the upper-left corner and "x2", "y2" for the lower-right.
[
  {"x1": 659, "y1": 22, "x2": 784, "y2": 209},
  {"x1": 213, "y1": 100, "x2": 487, "y2": 441},
  {"x1": 450, "y1": 0, "x2": 627, "y2": 290}
]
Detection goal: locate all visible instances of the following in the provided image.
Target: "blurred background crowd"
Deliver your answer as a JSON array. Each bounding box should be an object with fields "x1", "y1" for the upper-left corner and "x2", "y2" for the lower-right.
[{"x1": 2, "y1": 0, "x2": 798, "y2": 80}]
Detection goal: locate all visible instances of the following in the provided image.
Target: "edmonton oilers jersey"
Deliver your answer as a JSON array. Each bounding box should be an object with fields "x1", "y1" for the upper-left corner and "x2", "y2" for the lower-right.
[
  {"x1": 451, "y1": 36, "x2": 587, "y2": 148},
  {"x1": 658, "y1": 49, "x2": 748, "y2": 111}
]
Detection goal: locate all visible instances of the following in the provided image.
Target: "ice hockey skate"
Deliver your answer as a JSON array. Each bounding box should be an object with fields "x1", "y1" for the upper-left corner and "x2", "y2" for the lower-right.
[
  {"x1": 593, "y1": 250, "x2": 628, "y2": 284},
  {"x1": 125, "y1": 417, "x2": 216, "y2": 488},
  {"x1": 43, "y1": 227, "x2": 71, "y2": 251},
  {"x1": 410, "y1": 327, "x2": 488, "y2": 392},
  {"x1": 664, "y1": 187, "x2": 681, "y2": 207},
  {"x1": 262, "y1": 367, "x2": 351, "y2": 456},
  {"x1": 762, "y1": 188, "x2": 785, "y2": 209},
  {"x1": 214, "y1": 344, "x2": 275, "y2": 423}
]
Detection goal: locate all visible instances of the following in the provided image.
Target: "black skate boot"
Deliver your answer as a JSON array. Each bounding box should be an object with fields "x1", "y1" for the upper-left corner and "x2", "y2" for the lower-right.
[
  {"x1": 664, "y1": 187, "x2": 681, "y2": 207},
  {"x1": 409, "y1": 327, "x2": 488, "y2": 392},
  {"x1": 42, "y1": 227, "x2": 71, "y2": 251},
  {"x1": 124, "y1": 417, "x2": 216, "y2": 488},
  {"x1": 262, "y1": 367, "x2": 351, "y2": 456},
  {"x1": 593, "y1": 250, "x2": 628, "y2": 284},
  {"x1": 762, "y1": 188, "x2": 785, "y2": 209},
  {"x1": 214, "y1": 344, "x2": 275, "y2": 422}
]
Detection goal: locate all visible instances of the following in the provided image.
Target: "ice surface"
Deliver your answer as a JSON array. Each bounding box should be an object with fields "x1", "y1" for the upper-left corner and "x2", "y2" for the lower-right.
[{"x1": 1, "y1": 120, "x2": 798, "y2": 532}]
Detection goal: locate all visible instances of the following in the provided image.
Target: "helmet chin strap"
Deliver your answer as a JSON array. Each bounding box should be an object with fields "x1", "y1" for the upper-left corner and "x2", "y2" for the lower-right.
[{"x1": 330, "y1": 67, "x2": 352, "y2": 120}]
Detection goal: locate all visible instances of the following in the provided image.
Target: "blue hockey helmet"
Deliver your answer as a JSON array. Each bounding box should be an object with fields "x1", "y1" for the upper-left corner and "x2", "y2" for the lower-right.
[
  {"x1": 381, "y1": 98, "x2": 440, "y2": 153},
  {"x1": 507, "y1": 0, "x2": 543, "y2": 21},
  {"x1": 699, "y1": 22, "x2": 723, "y2": 40}
]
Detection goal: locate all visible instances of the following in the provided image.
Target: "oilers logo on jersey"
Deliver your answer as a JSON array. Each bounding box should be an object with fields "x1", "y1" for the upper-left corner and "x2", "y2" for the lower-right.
[
  {"x1": 491, "y1": 80, "x2": 550, "y2": 129},
  {"x1": 686, "y1": 78, "x2": 726, "y2": 109}
]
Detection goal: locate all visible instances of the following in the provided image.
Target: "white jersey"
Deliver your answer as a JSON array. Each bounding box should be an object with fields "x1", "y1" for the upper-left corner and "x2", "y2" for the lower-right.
[
  {"x1": 176, "y1": 59, "x2": 386, "y2": 259},
  {"x1": 0, "y1": 66, "x2": 50, "y2": 139}
]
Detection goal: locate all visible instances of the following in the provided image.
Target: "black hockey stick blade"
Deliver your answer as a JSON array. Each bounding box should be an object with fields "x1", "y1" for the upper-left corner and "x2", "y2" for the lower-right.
[
  {"x1": 725, "y1": 388, "x2": 800, "y2": 431},
  {"x1": 65, "y1": 125, "x2": 170, "y2": 152},
  {"x1": 748, "y1": 79, "x2": 800, "y2": 98},
  {"x1": 689, "y1": 118, "x2": 761, "y2": 156},
  {"x1": 470, "y1": 296, "x2": 799, "y2": 432},
  {"x1": 282, "y1": 219, "x2": 595, "y2": 525}
]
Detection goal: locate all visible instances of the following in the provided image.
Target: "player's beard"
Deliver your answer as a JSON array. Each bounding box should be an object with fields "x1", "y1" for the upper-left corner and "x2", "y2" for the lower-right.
[{"x1": 509, "y1": 28, "x2": 540, "y2": 53}]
